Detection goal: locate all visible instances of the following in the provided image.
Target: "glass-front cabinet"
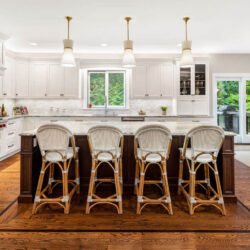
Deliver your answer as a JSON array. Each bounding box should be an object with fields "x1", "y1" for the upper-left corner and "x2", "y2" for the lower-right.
[{"x1": 178, "y1": 62, "x2": 208, "y2": 97}]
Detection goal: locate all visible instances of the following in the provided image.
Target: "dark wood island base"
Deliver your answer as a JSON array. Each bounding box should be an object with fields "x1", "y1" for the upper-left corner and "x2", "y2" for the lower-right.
[{"x1": 18, "y1": 135, "x2": 236, "y2": 203}]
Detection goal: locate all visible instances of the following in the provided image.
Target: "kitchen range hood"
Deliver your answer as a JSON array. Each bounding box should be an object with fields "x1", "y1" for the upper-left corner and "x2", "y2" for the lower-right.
[{"x1": 0, "y1": 33, "x2": 9, "y2": 76}]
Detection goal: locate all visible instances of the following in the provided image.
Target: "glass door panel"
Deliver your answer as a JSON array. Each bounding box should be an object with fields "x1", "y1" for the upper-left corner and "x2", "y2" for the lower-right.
[
  {"x1": 217, "y1": 80, "x2": 240, "y2": 135},
  {"x1": 242, "y1": 79, "x2": 250, "y2": 142},
  {"x1": 180, "y1": 67, "x2": 191, "y2": 95},
  {"x1": 246, "y1": 81, "x2": 250, "y2": 135},
  {"x1": 195, "y1": 64, "x2": 206, "y2": 95}
]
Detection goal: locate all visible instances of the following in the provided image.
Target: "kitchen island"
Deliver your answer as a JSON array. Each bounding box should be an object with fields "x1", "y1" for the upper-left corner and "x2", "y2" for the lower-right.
[{"x1": 18, "y1": 121, "x2": 236, "y2": 203}]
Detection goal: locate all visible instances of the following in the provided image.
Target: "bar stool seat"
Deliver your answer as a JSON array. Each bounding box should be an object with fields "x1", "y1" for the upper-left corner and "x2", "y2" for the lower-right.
[
  {"x1": 179, "y1": 148, "x2": 214, "y2": 163},
  {"x1": 95, "y1": 148, "x2": 121, "y2": 161},
  {"x1": 137, "y1": 149, "x2": 166, "y2": 163}
]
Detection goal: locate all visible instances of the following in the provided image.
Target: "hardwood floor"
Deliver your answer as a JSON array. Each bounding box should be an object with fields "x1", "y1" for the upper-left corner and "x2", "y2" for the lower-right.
[
  {"x1": 0, "y1": 154, "x2": 19, "y2": 214},
  {"x1": 0, "y1": 154, "x2": 249, "y2": 249}
]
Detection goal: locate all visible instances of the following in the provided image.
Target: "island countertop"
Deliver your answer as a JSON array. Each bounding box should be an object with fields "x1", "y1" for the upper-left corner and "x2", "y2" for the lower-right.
[{"x1": 20, "y1": 121, "x2": 235, "y2": 136}]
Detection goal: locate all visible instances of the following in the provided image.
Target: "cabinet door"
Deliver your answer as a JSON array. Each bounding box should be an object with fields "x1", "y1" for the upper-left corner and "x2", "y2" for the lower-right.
[
  {"x1": 29, "y1": 63, "x2": 48, "y2": 97},
  {"x1": 47, "y1": 64, "x2": 64, "y2": 97},
  {"x1": 64, "y1": 67, "x2": 79, "y2": 97},
  {"x1": 2, "y1": 58, "x2": 14, "y2": 97},
  {"x1": 177, "y1": 100, "x2": 193, "y2": 115},
  {"x1": 192, "y1": 100, "x2": 209, "y2": 115},
  {"x1": 147, "y1": 64, "x2": 161, "y2": 97},
  {"x1": 132, "y1": 65, "x2": 147, "y2": 98},
  {"x1": 15, "y1": 61, "x2": 29, "y2": 97},
  {"x1": 0, "y1": 76, "x2": 3, "y2": 96},
  {"x1": 161, "y1": 63, "x2": 174, "y2": 97}
]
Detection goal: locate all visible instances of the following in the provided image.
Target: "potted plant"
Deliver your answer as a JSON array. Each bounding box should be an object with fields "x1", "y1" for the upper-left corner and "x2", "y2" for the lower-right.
[
  {"x1": 139, "y1": 109, "x2": 146, "y2": 115},
  {"x1": 161, "y1": 106, "x2": 167, "y2": 116}
]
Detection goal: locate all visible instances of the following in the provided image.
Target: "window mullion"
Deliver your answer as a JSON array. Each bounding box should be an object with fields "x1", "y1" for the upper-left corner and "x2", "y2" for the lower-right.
[{"x1": 105, "y1": 72, "x2": 109, "y2": 107}]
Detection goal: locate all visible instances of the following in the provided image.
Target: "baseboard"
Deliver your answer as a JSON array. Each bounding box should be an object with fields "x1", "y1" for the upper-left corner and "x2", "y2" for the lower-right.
[{"x1": 0, "y1": 149, "x2": 20, "y2": 162}]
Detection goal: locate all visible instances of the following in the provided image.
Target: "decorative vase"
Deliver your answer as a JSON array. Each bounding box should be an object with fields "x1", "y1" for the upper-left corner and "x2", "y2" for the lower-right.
[{"x1": 162, "y1": 110, "x2": 167, "y2": 116}]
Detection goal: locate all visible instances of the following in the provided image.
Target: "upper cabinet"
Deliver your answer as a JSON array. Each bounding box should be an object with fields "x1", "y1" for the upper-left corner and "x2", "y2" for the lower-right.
[
  {"x1": 132, "y1": 62, "x2": 174, "y2": 99},
  {"x1": 0, "y1": 57, "x2": 14, "y2": 97},
  {"x1": 29, "y1": 63, "x2": 48, "y2": 97},
  {"x1": 15, "y1": 60, "x2": 29, "y2": 97},
  {"x1": 177, "y1": 60, "x2": 209, "y2": 99},
  {"x1": 27, "y1": 61, "x2": 79, "y2": 98}
]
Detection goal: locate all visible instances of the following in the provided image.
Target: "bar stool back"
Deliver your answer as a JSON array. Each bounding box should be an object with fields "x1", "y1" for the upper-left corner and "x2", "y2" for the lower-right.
[
  {"x1": 134, "y1": 125, "x2": 173, "y2": 215},
  {"x1": 86, "y1": 125, "x2": 123, "y2": 214},
  {"x1": 178, "y1": 125, "x2": 226, "y2": 215},
  {"x1": 32, "y1": 124, "x2": 80, "y2": 214}
]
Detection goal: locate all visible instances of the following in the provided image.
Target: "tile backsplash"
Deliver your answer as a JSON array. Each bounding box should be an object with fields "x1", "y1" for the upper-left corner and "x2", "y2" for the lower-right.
[{"x1": 14, "y1": 98, "x2": 176, "y2": 116}]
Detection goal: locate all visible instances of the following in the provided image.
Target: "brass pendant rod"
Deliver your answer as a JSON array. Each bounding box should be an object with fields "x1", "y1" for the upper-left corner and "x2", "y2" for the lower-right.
[
  {"x1": 65, "y1": 16, "x2": 72, "y2": 40},
  {"x1": 183, "y1": 17, "x2": 190, "y2": 41},
  {"x1": 124, "y1": 17, "x2": 132, "y2": 40}
]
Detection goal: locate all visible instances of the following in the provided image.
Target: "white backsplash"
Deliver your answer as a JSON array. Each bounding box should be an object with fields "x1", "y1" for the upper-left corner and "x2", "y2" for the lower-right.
[{"x1": 14, "y1": 98, "x2": 176, "y2": 116}]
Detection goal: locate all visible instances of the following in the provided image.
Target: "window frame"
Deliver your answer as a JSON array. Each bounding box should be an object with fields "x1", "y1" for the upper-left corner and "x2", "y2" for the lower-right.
[{"x1": 87, "y1": 69, "x2": 127, "y2": 109}]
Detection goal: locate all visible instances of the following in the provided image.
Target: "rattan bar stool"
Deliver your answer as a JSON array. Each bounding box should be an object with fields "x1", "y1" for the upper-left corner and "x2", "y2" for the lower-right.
[
  {"x1": 32, "y1": 124, "x2": 80, "y2": 214},
  {"x1": 86, "y1": 125, "x2": 123, "y2": 214},
  {"x1": 178, "y1": 125, "x2": 226, "y2": 215},
  {"x1": 134, "y1": 125, "x2": 173, "y2": 215}
]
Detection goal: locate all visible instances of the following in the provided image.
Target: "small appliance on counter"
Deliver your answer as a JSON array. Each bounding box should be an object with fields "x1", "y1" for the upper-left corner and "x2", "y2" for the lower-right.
[{"x1": 13, "y1": 106, "x2": 29, "y2": 115}]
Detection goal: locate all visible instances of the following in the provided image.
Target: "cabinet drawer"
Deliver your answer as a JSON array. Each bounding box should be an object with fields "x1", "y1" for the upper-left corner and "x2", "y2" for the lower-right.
[{"x1": 5, "y1": 140, "x2": 16, "y2": 154}]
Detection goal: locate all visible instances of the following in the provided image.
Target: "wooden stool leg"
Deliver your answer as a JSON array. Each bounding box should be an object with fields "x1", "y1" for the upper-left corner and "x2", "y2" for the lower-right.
[
  {"x1": 137, "y1": 161, "x2": 145, "y2": 215},
  {"x1": 86, "y1": 159, "x2": 96, "y2": 214},
  {"x1": 62, "y1": 160, "x2": 70, "y2": 214},
  {"x1": 213, "y1": 161, "x2": 226, "y2": 215},
  {"x1": 134, "y1": 160, "x2": 139, "y2": 195},
  {"x1": 32, "y1": 161, "x2": 46, "y2": 214},
  {"x1": 204, "y1": 164, "x2": 211, "y2": 197},
  {"x1": 114, "y1": 160, "x2": 123, "y2": 214},
  {"x1": 189, "y1": 160, "x2": 196, "y2": 215},
  {"x1": 75, "y1": 152, "x2": 80, "y2": 194},
  {"x1": 119, "y1": 159, "x2": 123, "y2": 195},
  {"x1": 178, "y1": 154, "x2": 184, "y2": 195},
  {"x1": 162, "y1": 161, "x2": 173, "y2": 215},
  {"x1": 48, "y1": 163, "x2": 54, "y2": 194}
]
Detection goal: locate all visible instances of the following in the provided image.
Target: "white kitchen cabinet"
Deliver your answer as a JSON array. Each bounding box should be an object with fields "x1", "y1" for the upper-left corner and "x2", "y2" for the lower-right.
[
  {"x1": 132, "y1": 62, "x2": 174, "y2": 98},
  {"x1": 2, "y1": 57, "x2": 14, "y2": 97},
  {"x1": 47, "y1": 64, "x2": 65, "y2": 97},
  {"x1": 177, "y1": 99, "x2": 209, "y2": 116},
  {"x1": 29, "y1": 63, "x2": 48, "y2": 97},
  {"x1": 64, "y1": 66, "x2": 79, "y2": 97},
  {"x1": 15, "y1": 60, "x2": 29, "y2": 97},
  {"x1": 132, "y1": 64, "x2": 147, "y2": 98}
]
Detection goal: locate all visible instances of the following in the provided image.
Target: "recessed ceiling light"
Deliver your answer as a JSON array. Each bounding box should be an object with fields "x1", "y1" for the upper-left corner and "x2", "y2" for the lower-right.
[
  {"x1": 29, "y1": 42, "x2": 38, "y2": 46},
  {"x1": 101, "y1": 43, "x2": 108, "y2": 47}
]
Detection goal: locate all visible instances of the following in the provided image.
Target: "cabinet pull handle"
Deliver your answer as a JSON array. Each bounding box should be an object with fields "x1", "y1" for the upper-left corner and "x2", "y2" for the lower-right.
[
  {"x1": 3, "y1": 93, "x2": 7, "y2": 96},
  {"x1": 8, "y1": 132, "x2": 14, "y2": 136},
  {"x1": 60, "y1": 93, "x2": 64, "y2": 96},
  {"x1": 145, "y1": 94, "x2": 149, "y2": 97},
  {"x1": 16, "y1": 93, "x2": 18, "y2": 96},
  {"x1": 8, "y1": 122, "x2": 14, "y2": 125},
  {"x1": 45, "y1": 93, "x2": 47, "y2": 96},
  {"x1": 50, "y1": 120, "x2": 58, "y2": 122},
  {"x1": 8, "y1": 144, "x2": 14, "y2": 148}
]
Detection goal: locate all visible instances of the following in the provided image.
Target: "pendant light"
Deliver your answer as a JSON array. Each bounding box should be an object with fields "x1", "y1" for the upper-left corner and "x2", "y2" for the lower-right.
[
  {"x1": 180, "y1": 17, "x2": 194, "y2": 68},
  {"x1": 122, "y1": 17, "x2": 136, "y2": 68},
  {"x1": 61, "y1": 16, "x2": 76, "y2": 67}
]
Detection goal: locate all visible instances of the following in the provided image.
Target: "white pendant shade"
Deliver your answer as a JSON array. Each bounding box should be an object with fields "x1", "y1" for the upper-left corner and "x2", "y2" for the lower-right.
[
  {"x1": 122, "y1": 48, "x2": 136, "y2": 68},
  {"x1": 61, "y1": 39, "x2": 75, "y2": 67},
  {"x1": 61, "y1": 48, "x2": 75, "y2": 67}
]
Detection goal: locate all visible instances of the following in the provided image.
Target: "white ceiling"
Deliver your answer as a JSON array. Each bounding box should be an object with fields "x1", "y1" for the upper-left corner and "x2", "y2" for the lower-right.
[{"x1": 1, "y1": 0, "x2": 250, "y2": 54}]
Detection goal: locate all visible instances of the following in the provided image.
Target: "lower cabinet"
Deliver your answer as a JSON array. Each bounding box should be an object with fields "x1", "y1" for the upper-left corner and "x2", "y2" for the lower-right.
[
  {"x1": 0, "y1": 118, "x2": 23, "y2": 161},
  {"x1": 177, "y1": 99, "x2": 209, "y2": 116}
]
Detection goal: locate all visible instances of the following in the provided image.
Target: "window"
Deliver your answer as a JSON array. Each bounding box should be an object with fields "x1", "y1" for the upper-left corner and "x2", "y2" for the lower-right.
[{"x1": 88, "y1": 70, "x2": 126, "y2": 108}]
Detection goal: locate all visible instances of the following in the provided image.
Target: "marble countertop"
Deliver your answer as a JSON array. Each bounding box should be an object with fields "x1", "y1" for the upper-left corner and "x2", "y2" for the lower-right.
[
  {"x1": 20, "y1": 120, "x2": 235, "y2": 137},
  {"x1": 0, "y1": 114, "x2": 213, "y2": 121}
]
